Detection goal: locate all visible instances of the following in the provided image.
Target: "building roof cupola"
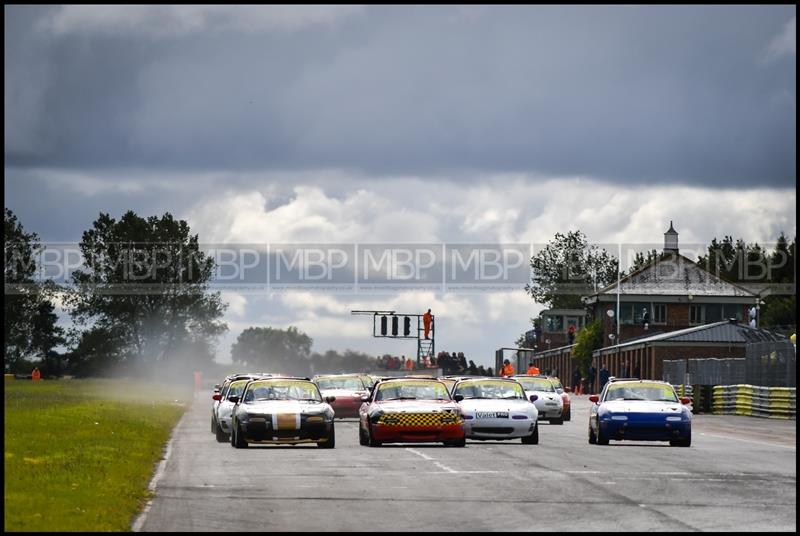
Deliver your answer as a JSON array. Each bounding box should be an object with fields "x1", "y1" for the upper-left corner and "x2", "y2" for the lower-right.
[{"x1": 664, "y1": 220, "x2": 679, "y2": 254}]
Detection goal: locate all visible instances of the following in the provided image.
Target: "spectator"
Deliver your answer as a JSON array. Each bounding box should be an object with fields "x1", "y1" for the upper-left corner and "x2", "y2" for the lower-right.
[
  {"x1": 458, "y1": 353, "x2": 468, "y2": 373},
  {"x1": 468, "y1": 360, "x2": 478, "y2": 375},
  {"x1": 599, "y1": 363, "x2": 610, "y2": 391},
  {"x1": 588, "y1": 364, "x2": 597, "y2": 394},
  {"x1": 499, "y1": 359, "x2": 515, "y2": 377},
  {"x1": 567, "y1": 324, "x2": 577, "y2": 344},
  {"x1": 572, "y1": 366, "x2": 581, "y2": 395},
  {"x1": 405, "y1": 356, "x2": 414, "y2": 371},
  {"x1": 526, "y1": 362, "x2": 540, "y2": 375},
  {"x1": 486, "y1": 367, "x2": 494, "y2": 377},
  {"x1": 422, "y1": 355, "x2": 431, "y2": 368},
  {"x1": 477, "y1": 365, "x2": 486, "y2": 376}
]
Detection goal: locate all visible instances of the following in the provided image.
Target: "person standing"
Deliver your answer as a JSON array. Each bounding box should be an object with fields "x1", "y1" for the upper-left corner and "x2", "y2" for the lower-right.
[
  {"x1": 572, "y1": 366, "x2": 581, "y2": 395},
  {"x1": 588, "y1": 364, "x2": 597, "y2": 395},
  {"x1": 599, "y1": 363, "x2": 610, "y2": 391},
  {"x1": 468, "y1": 360, "x2": 478, "y2": 375},
  {"x1": 423, "y1": 309, "x2": 433, "y2": 339},
  {"x1": 567, "y1": 324, "x2": 577, "y2": 344},
  {"x1": 526, "y1": 362, "x2": 540, "y2": 375}
]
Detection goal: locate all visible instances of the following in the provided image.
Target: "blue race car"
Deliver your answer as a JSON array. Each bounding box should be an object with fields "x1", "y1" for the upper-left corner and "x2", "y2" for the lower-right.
[{"x1": 588, "y1": 378, "x2": 692, "y2": 447}]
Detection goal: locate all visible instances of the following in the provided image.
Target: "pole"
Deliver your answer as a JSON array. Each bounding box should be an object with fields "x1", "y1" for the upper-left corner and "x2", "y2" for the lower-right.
[{"x1": 616, "y1": 242, "x2": 621, "y2": 341}]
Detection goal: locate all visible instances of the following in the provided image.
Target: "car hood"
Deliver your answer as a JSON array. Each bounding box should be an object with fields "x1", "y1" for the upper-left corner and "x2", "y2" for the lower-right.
[
  {"x1": 601, "y1": 400, "x2": 684, "y2": 414},
  {"x1": 240, "y1": 400, "x2": 329, "y2": 413},
  {"x1": 319, "y1": 388, "x2": 366, "y2": 397},
  {"x1": 459, "y1": 399, "x2": 535, "y2": 412},
  {"x1": 372, "y1": 399, "x2": 459, "y2": 413},
  {"x1": 523, "y1": 390, "x2": 560, "y2": 402}
]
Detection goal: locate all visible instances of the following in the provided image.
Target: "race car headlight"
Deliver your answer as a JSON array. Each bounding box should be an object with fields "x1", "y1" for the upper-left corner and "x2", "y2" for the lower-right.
[
  {"x1": 610, "y1": 415, "x2": 628, "y2": 421},
  {"x1": 665, "y1": 416, "x2": 683, "y2": 422},
  {"x1": 305, "y1": 415, "x2": 324, "y2": 423}
]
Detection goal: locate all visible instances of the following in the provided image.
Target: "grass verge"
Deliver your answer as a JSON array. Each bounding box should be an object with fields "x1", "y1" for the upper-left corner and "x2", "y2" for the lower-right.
[{"x1": 4, "y1": 378, "x2": 189, "y2": 531}]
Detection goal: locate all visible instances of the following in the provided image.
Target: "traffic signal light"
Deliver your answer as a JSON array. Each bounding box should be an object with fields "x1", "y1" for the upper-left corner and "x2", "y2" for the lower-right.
[
  {"x1": 403, "y1": 316, "x2": 411, "y2": 336},
  {"x1": 391, "y1": 315, "x2": 399, "y2": 336},
  {"x1": 380, "y1": 315, "x2": 388, "y2": 336}
]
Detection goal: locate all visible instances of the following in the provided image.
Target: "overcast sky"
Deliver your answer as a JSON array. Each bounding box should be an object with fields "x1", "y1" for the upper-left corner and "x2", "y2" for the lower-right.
[{"x1": 5, "y1": 5, "x2": 796, "y2": 366}]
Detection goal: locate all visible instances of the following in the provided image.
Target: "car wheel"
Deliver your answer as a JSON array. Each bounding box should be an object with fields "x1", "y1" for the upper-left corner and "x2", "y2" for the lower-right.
[
  {"x1": 358, "y1": 423, "x2": 369, "y2": 446},
  {"x1": 368, "y1": 425, "x2": 382, "y2": 447},
  {"x1": 318, "y1": 423, "x2": 335, "y2": 449},
  {"x1": 233, "y1": 422, "x2": 248, "y2": 449},
  {"x1": 521, "y1": 424, "x2": 539, "y2": 444},
  {"x1": 588, "y1": 424, "x2": 597, "y2": 444},
  {"x1": 596, "y1": 426, "x2": 609, "y2": 445},
  {"x1": 670, "y1": 431, "x2": 691, "y2": 447},
  {"x1": 551, "y1": 417, "x2": 564, "y2": 425},
  {"x1": 215, "y1": 422, "x2": 229, "y2": 443},
  {"x1": 211, "y1": 415, "x2": 216, "y2": 434}
]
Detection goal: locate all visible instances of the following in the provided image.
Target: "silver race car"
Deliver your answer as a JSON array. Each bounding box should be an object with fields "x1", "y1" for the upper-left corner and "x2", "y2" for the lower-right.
[{"x1": 511, "y1": 375, "x2": 564, "y2": 425}]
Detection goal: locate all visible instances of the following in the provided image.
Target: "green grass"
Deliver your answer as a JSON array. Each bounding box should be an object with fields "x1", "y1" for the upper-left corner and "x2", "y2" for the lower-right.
[{"x1": 4, "y1": 378, "x2": 190, "y2": 531}]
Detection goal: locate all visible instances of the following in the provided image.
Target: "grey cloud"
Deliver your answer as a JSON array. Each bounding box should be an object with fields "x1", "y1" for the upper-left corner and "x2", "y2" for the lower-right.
[{"x1": 4, "y1": 5, "x2": 797, "y2": 187}]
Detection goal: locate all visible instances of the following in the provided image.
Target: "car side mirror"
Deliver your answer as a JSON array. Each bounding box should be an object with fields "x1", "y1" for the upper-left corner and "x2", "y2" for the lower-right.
[
  {"x1": 228, "y1": 396, "x2": 240, "y2": 404},
  {"x1": 454, "y1": 394, "x2": 464, "y2": 402},
  {"x1": 680, "y1": 397, "x2": 691, "y2": 405},
  {"x1": 212, "y1": 393, "x2": 221, "y2": 401},
  {"x1": 325, "y1": 396, "x2": 336, "y2": 403},
  {"x1": 529, "y1": 394, "x2": 538, "y2": 403},
  {"x1": 360, "y1": 395, "x2": 370, "y2": 402},
  {"x1": 589, "y1": 395, "x2": 599, "y2": 404}
]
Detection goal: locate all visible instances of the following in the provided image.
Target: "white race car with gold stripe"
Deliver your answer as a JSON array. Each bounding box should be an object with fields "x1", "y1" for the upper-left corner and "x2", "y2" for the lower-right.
[
  {"x1": 229, "y1": 377, "x2": 336, "y2": 448},
  {"x1": 452, "y1": 378, "x2": 540, "y2": 444}
]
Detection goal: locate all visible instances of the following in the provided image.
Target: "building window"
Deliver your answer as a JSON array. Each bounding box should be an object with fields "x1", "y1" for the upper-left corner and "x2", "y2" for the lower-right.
[
  {"x1": 545, "y1": 315, "x2": 564, "y2": 332},
  {"x1": 705, "y1": 304, "x2": 724, "y2": 322},
  {"x1": 652, "y1": 303, "x2": 666, "y2": 324},
  {"x1": 723, "y1": 304, "x2": 743, "y2": 321},
  {"x1": 689, "y1": 305, "x2": 704, "y2": 325},
  {"x1": 619, "y1": 303, "x2": 636, "y2": 325}
]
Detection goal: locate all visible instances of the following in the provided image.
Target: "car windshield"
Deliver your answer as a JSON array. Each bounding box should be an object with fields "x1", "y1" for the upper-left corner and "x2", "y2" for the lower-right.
[
  {"x1": 454, "y1": 380, "x2": 525, "y2": 400},
  {"x1": 551, "y1": 379, "x2": 564, "y2": 392},
  {"x1": 226, "y1": 380, "x2": 249, "y2": 398},
  {"x1": 375, "y1": 381, "x2": 450, "y2": 401},
  {"x1": 243, "y1": 380, "x2": 322, "y2": 402},
  {"x1": 604, "y1": 383, "x2": 678, "y2": 402},
  {"x1": 315, "y1": 377, "x2": 365, "y2": 390},
  {"x1": 515, "y1": 377, "x2": 555, "y2": 392}
]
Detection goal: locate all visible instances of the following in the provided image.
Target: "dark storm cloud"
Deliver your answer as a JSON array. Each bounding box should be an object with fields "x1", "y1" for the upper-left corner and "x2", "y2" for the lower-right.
[{"x1": 4, "y1": 5, "x2": 796, "y2": 187}]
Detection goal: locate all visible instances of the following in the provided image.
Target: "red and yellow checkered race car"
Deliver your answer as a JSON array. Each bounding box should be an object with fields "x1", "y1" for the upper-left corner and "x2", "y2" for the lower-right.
[{"x1": 358, "y1": 377, "x2": 465, "y2": 447}]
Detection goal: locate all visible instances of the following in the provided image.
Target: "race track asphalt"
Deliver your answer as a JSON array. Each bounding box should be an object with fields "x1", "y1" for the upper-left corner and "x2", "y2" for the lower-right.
[{"x1": 135, "y1": 394, "x2": 796, "y2": 532}]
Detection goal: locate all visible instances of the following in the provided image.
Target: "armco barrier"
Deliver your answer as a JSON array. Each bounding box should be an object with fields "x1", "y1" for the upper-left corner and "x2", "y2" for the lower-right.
[{"x1": 712, "y1": 384, "x2": 796, "y2": 419}]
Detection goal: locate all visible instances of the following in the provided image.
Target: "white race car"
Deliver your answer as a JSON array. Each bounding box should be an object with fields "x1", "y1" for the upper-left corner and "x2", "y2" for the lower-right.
[
  {"x1": 511, "y1": 375, "x2": 564, "y2": 425},
  {"x1": 213, "y1": 374, "x2": 269, "y2": 442},
  {"x1": 453, "y1": 377, "x2": 540, "y2": 444}
]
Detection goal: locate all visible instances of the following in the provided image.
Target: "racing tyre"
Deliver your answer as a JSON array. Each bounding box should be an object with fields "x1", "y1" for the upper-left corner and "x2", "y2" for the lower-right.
[
  {"x1": 318, "y1": 423, "x2": 335, "y2": 449},
  {"x1": 670, "y1": 431, "x2": 691, "y2": 447},
  {"x1": 596, "y1": 426, "x2": 609, "y2": 445},
  {"x1": 359, "y1": 424, "x2": 369, "y2": 446},
  {"x1": 215, "y1": 422, "x2": 229, "y2": 443},
  {"x1": 232, "y1": 422, "x2": 248, "y2": 449},
  {"x1": 367, "y1": 425, "x2": 382, "y2": 447},
  {"x1": 521, "y1": 424, "x2": 539, "y2": 444},
  {"x1": 588, "y1": 425, "x2": 597, "y2": 444},
  {"x1": 550, "y1": 417, "x2": 564, "y2": 425},
  {"x1": 211, "y1": 416, "x2": 216, "y2": 434}
]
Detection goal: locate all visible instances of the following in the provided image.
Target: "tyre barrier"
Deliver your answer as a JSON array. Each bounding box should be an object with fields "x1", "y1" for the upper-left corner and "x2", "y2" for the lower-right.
[{"x1": 711, "y1": 384, "x2": 796, "y2": 419}]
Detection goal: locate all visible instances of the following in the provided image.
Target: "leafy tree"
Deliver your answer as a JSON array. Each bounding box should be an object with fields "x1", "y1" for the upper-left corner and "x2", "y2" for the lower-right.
[
  {"x1": 309, "y1": 349, "x2": 378, "y2": 374},
  {"x1": 66, "y1": 326, "x2": 126, "y2": 378},
  {"x1": 4, "y1": 209, "x2": 63, "y2": 373},
  {"x1": 571, "y1": 319, "x2": 602, "y2": 376},
  {"x1": 68, "y1": 211, "x2": 227, "y2": 374},
  {"x1": 525, "y1": 230, "x2": 619, "y2": 309},
  {"x1": 630, "y1": 249, "x2": 659, "y2": 272},
  {"x1": 231, "y1": 326, "x2": 313, "y2": 375},
  {"x1": 29, "y1": 298, "x2": 67, "y2": 376}
]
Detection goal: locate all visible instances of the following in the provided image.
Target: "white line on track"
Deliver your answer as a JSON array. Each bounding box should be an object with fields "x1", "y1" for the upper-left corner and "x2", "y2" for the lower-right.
[
  {"x1": 405, "y1": 448, "x2": 435, "y2": 460},
  {"x1": 405, "y1": 447, "x2": 497, "y2": 474},
  {"x1": 131, "y1": 410, "x2": 189, "y2": 532}
]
